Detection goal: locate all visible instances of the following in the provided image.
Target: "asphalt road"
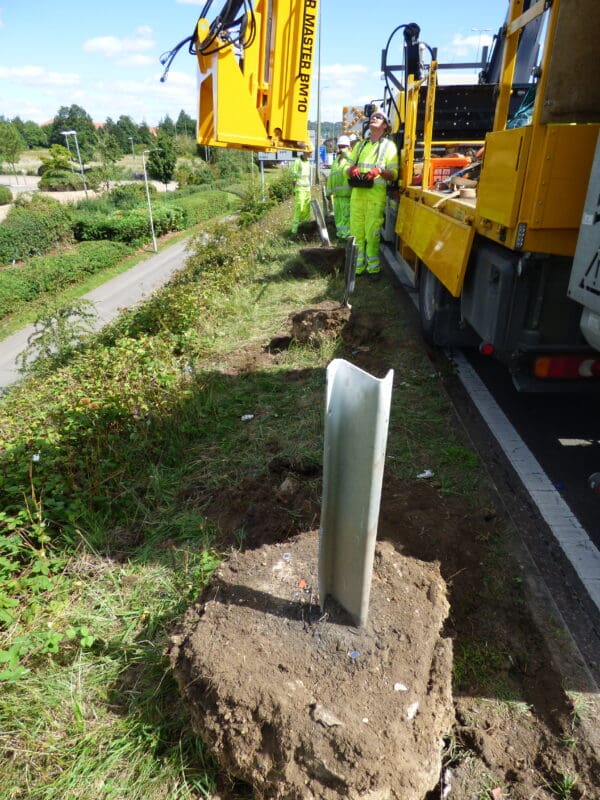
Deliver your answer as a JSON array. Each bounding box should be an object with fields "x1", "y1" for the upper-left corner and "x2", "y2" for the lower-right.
[{"x1": 0, "y1": 238, "x2": 191, "y2": 390}]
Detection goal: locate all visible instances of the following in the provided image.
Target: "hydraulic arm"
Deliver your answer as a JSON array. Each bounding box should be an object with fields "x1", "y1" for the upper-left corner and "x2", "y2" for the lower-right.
[{"x1": 189, "y1": 0, "x2": 319, "y2": 152}]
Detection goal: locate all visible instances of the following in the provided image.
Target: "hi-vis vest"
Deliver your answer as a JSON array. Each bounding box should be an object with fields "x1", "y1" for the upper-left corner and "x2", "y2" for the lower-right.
[
  {"x1": 291, "y1": 157, "x2": 312, "y2": 189},
  {"x1": 327, "y1": 154, "x2": 351, "y2": 197},
  {"x1": 346, "y1": 138, "x2": 399, "y2": 187}
]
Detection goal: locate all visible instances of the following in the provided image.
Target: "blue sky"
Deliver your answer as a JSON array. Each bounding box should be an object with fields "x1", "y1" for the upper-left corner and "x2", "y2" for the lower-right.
[{"x1": 0, "y1": 0, "x2": 508, "y2": 127}]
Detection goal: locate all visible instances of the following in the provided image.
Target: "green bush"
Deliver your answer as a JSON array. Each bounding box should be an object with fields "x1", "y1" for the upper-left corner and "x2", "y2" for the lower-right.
[
  {"x1": 0, "y1": 185, "x2": 12, "y2": 205},
  {"x1": 73, "y1": 205, "x2": 186, "y2": 245},
  {"x1": 108, "y1": 182, "x2": 154, "y2": 210},
  {"x1": 160, "y1": 190, "x2": 232, "y2": 225},
  {"x1": 38, "y1": 170, "x2": 85, "y2": 192},
  {"x1": 0, "y1": 195, "x2": 73, "y2": 264},
  {"x1": 0, "y1": 241, "x2": 133, "y2": 318},
  {"x1": 267, "y1": 168, "x2": 294, "y2": 202}
]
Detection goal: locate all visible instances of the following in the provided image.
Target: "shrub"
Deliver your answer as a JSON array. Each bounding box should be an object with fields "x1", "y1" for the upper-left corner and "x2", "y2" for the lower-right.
[
  {"x1": 0, "y1": 240, "x2": 133, "y2": 318},
  {"x1": 267, "y1": 168, "x2": 294, "y2": 202},
  {"x1": 38, "y1": 170, "x2": 85, "y2": 192},
  {"x1": 0, "y1": 185, "x2": 12, "y2": 205},
  {"x1": 108, "y1": 182, "x2": 154, "y2": 210},
  {"x1": 0, "y1": 195, "x2": 73, "y2": 264}
]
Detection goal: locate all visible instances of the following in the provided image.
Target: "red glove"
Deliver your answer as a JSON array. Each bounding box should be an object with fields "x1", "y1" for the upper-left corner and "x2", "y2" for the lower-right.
[
  {"x1": 365, "y1": 167, "x2": 382, "y2": 180},
  {"x1": 348, "y1": 166, "x2": 361, "y2": 178}
]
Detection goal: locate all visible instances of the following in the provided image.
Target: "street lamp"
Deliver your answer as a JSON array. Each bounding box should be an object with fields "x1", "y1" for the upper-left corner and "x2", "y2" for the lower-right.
[
  {"x1": 142, "y1": 149, "x2": 158, "y2": 253},
  {"x1": 471, "y1": 27, "x2": 491, "y2": 69},
  {"x1": 128, "y1": 136, "x2": 135, "y2": 160},
  {"x1": 60, "y1": 130, "x2": 88, "y2": 198}
]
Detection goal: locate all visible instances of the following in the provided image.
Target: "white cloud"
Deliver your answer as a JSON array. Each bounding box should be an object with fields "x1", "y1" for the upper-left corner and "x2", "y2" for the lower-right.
[
  {"x1": 82, "y1": 27, "x2": 155, "y2": 60},
  {"x1": 0, "y1": 65, "x2": 80, "y2": 88}
]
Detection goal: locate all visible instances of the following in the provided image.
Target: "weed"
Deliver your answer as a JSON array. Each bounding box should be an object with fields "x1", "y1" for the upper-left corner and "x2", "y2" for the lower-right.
[
  {"x1": 17, "y1": 298, "x2": 96, "y2": 375},
  {"x1": 543, "y1": 772, "x2": 578, "y2": 799}
]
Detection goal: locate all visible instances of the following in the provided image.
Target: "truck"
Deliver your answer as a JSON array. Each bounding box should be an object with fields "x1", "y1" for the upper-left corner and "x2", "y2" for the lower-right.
[{"x1": 168, "y1": 0, "x2": 600, "y2": 390}]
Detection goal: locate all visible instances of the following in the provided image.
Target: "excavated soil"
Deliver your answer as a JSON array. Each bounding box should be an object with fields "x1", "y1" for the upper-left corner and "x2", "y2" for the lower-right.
[
  {"x1": 171, "y1": 296, "x2": 600, "y2": 799},
  {"x1": 169, "y1": 533, "x2": 453, "y2": 800}
]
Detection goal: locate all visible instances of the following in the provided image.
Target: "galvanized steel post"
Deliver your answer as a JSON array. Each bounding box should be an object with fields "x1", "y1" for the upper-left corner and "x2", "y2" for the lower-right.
[{"x1": 318, "y1": 359, "x2": 394, "y2": 627}]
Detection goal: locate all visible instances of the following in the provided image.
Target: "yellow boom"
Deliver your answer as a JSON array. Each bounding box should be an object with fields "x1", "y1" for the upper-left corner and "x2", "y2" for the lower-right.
[{"x1": 194, "y1": 0, "x2": 319, "y2": 152}]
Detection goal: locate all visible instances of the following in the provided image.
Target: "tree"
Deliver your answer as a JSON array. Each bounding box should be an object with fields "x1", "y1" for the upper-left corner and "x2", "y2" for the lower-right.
[
  {"x1": 147, "y1": 131, "x2": 177, "y2": 188},
  {"x1": 158, "y1": 114, "x2": 176, "y2": 136},
  {"x1": 137, "y1": 121, "x2": 154, "y2": 146},
  {"x1": 0, "y1": 121, "x2": 25, "y2": 180},
  {"x1": 176, "y1": 109, "x2": 196, "y2": 137},
  {"x1": 94, "y1": 131, "x2": 122, "y2": 189},
  {"x1": 49, "y1": 105, "x2": 96, "y2": 163}
]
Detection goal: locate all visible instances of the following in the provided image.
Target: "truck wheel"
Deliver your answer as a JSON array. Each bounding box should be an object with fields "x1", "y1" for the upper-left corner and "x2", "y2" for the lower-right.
[{"x1": 418, "y1": 264, "x2": 446, "y2": 345}]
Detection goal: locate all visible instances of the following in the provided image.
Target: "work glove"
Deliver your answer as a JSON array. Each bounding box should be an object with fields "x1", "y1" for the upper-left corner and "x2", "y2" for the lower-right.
[
  {"x1": 348, "y1": 166, "x2": 361, "y2": 178},
  {"x1": 365, "y1": 167, "x2": 382, "y2": 180}
]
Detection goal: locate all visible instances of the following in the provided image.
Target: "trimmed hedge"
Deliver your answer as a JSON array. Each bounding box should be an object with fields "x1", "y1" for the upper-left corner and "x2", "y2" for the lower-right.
[
  {"x1": 159, "y1": 190, "x2": 233, "y2": 225},
  {"x1": 0, "y1": 240, "x2": 132, "y2": 319},
  {"x1": 73, "y1": 204, "x2": 187, "y2": 245},
  {"x1": 0, "y1": 185, "x2": 12, "y2": 205},
  {"x1": 0, "y1": 195, "x2": 73, "y2": 265}
]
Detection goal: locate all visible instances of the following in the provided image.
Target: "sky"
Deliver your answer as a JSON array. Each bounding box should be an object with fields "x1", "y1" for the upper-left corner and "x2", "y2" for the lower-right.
[{"x1": 0, "y1": 0, "x2": 509, "y2": 128}]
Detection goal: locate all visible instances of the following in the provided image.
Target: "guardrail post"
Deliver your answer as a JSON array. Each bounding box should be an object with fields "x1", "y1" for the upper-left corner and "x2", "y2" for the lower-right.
[{"x1": 318, "y1": 359, "x2": 394, "y2": 627}]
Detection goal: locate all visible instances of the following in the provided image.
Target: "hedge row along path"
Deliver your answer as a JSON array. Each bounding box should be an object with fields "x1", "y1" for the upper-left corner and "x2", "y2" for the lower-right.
[{"x1": 0, "y1": 237, "x2": 190, "y2": 389}]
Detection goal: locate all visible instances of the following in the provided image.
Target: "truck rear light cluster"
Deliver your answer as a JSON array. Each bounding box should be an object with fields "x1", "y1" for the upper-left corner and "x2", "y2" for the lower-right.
[{"x1": 533, "y1": 355, "x2": 600, "y2": 379}]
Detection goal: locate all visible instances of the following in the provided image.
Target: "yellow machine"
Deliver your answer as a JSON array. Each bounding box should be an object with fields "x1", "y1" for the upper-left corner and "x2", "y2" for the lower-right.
[
  {"x1": 162, "y1": 0, "x2": 318, "y2": 153},
  {"x1": 170, "y1": 0, "x2": 600, "y2": 388}
]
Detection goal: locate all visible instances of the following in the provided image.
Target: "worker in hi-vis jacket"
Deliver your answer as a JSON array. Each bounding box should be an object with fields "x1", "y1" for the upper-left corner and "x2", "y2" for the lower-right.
[
  {"x1": 290, "y1": 149, "x2": 313, "y2": 234},
  {"x1": 326, "y1": 135, "x2": 352, "y2": 241},
  {"x1": 344, "y1": 111, "x2": 398, "y2": 278}
]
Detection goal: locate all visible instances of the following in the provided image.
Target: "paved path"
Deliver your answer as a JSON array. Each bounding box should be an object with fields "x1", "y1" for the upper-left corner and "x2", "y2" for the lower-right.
[{"x1": 0, "y1": 238, "x2": 191, "y2": 390}]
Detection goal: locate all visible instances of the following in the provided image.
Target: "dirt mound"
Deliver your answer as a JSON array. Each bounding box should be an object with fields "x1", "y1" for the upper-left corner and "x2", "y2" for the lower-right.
[{"x1": 169, "y1": 531, "x2": 454, "y2": 800}]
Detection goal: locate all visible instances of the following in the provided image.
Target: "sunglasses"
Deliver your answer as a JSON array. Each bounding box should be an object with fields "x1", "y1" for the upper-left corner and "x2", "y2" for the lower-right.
[{"x1": 371, "y1": 114, "x2": 386, "y2": 121}]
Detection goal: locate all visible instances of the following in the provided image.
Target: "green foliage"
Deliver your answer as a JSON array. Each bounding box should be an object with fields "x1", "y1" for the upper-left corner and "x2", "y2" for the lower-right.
[
  {"x1": 267, "y1": 167, "x2": 295, "y2": 202},
  {"x1": 0, "y1": 120, "x2": 25, "y2": 173},
  {"x1": 38, "y1": 169, "x2": 85, "y2": 192},
  {"x1": 175, "y1": 159, "x2": 216, "y2": 187},
  {"x1": 0, "y1": 184, "x2": 12, "y2": 204},
  {"x1": 0, "y1": 194, "x2": 73, "y2": 264},
  {"x1": 73, "y1": 204, "x2": 186, "y2": 245},
  {"x1": 48, "y1": 104, "x2": 96, "y2": 162},
  {"x1": 17, "y1": 299, "x2": 97, "y2": 375},
  {"x1": 148, "y1": 131, "x2": 177, "y2": 186},
  {"x1": 38, "y1": 143, "x2": 75, "y2": 174},
  {"x1": 0, "y1": 241, "x2": 132, "y2": 318},
  {"x1": 108, "y1": 182, "x2": 155, "y2": 209},
  {"x1": 157, "y1": 189, "x2": 232, "y2": 225}
]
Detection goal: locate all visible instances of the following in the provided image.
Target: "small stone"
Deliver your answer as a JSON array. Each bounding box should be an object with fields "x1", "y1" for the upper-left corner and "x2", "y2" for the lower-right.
[
  {"x1": 407, "y1": 702, "x2": 419, "y2": 720},
  {"x1": 394, "y1": 682, "x2": 408, "y2": 692}
]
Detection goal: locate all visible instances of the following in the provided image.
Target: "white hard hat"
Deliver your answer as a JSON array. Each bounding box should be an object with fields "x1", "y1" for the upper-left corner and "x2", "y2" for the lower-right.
[
  {"x1": 349, "y1": 133, "x2": 358, "y2": 143},
  {"x1": 337, "y1": 135, "x2": 350, "y2": 148},
  {"x1": 370, "y1": 109, "x2": 390, "y2": 124}
]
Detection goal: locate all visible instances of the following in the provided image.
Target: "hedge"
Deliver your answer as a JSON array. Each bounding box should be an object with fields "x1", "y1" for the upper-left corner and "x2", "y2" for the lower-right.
[
  {"x1": 0, "y1": 185, "x2": 12, "y2": 205},
  {"x1": 0, "y1": 195, "x2": 73, "y2": 265},
  {"x1": 0, "y1": 240, "x2": 133, "y2": 319},
  {"x1": 73, "y1": 205, "x2": 187, "y2": 245}
]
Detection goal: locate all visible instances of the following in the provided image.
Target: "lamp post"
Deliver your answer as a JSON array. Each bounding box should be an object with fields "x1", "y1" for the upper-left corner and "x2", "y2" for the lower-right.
[
  {"x1": 471, "y1": 27, "x2": 491, "y2": 69},
  {"x1": 60, "y1": 130, "x2": 88, "y2": 197},
  {"x1": 142, "y1": 149, "x2": 158, "y2": 252},
  {"x1": 128, "y1": 136, "x2": 135, "y2": 160},
  {"x1": 60, "y1": 130, "x2": 88, "y2": 198}
]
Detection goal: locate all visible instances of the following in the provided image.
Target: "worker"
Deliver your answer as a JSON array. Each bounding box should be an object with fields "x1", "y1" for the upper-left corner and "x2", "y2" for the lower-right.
[
  {"x1": 290, "y1": 149, "x2": 313, "y2": 234},
  {"x1": 345, "y1": 110, "x2": 398, "y2": 278},
  {"x1": 326, "y1": 135, "x2": 352, "y2": 240}
]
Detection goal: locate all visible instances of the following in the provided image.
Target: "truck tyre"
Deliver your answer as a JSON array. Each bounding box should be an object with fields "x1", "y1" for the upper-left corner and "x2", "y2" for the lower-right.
[
  {"x1": 418, "y1": 264, "x2": 447, "y2": 345},
  {"x1": 418, "y1": 263, "x2": 479, "y2": 348}
]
